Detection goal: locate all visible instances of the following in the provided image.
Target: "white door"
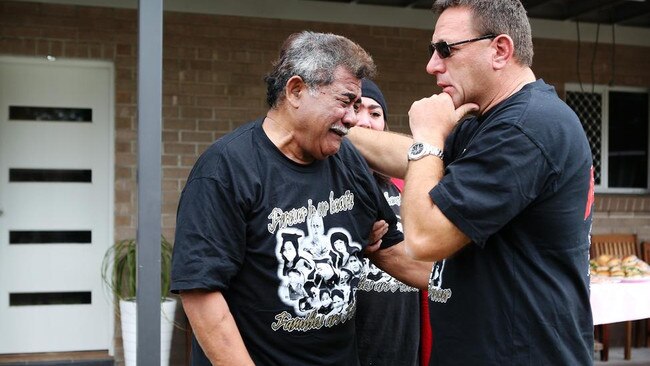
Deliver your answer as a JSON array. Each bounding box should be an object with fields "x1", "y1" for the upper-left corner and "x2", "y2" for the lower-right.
[{"x1": 0, "y1": 57, "x2": 114, "y2": 354}]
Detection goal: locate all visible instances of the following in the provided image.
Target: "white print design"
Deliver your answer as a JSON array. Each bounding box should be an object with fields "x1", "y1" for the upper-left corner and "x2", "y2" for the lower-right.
[
  {"x1": 358, "y1": 260, "x2": 418, "y2": 294},
  {"x1": 271, "y1": 302, "x2": 357, "y2": 332},
  {"x1": 383, "y1": 190, "x2": 403, "y2": 233},
  {"x1": 383, "y1": 191, "x2": 401, "y2": 207},
  {"x1": 428, "y1": 260, "x2": 452, "y2": 303},
  {"x1": 274, "y1": 210, "x2": 363, "y2": 331},
  {"x1": 267, "y1": 191, "x2": 355, "y2": 234},
  {"x1": 356, "y1": 185, "x2": 410, "y2": 293}
]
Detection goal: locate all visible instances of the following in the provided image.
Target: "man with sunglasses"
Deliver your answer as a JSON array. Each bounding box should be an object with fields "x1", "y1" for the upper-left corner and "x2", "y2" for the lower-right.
[{"x1": 351, "y1": 1, "x2": 594, "y2": 365}]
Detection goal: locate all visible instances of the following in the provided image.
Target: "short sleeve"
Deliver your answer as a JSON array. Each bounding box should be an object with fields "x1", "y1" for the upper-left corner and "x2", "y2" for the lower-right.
[
  {"x1": 171, "y1": 176, "x2": 247, "y2": 293},
  {"x1": 430, "y1": 122, "x2": 555, "y2": 247},
  {"x1": 377, "y1": 197, "x2": 404, "y2": 249}
]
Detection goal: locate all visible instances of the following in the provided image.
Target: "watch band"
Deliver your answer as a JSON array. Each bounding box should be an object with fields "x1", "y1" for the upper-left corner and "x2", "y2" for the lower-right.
[{"x1": 408, "y1": 142, "x2": 444, "y2": 161}]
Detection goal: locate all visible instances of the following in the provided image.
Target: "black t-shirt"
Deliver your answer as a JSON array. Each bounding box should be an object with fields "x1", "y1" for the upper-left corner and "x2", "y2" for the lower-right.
[
  {"x1": 171, "y1": 118, "x2": 404, "y2": 366},
  {"x1": 428, "y1": 80, "x2": 594, "y2": 365},
  {"x1": 356, "y1": 178, "x2": 420, "y2": 366}
]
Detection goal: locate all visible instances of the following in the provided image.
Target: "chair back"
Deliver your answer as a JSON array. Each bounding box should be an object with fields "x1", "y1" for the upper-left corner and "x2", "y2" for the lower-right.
[
  {"x1": 590, "y1": 234, "x2": 638, "y2": 259},
  {"x1": 642, "y1": 241, "x2": 650, "y2": 263}
]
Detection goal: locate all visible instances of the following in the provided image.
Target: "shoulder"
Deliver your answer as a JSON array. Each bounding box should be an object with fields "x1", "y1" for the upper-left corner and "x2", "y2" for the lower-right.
[
  {"x1": 479, "y1": 80, "x2": 584, "y2": 147},
  {"x1": 515, "y1": 80, "x2": 587, "y2": 149},
  {"x1": 188, "y1": 119, "x2": 261, "y2": 180},
  {"x1": 487, "y1": 80, "x2": 590, "y2": 172},
  {"x1": 204, "y1": 119, "x2": 260, "y2": 161},
  {"x1": 508, "y1": 80, "x2": 580, "y2": 130}
]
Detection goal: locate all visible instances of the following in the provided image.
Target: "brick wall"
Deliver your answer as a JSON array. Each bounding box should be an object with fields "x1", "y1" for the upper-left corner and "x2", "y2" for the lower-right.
[
  {"x1": 532, "y1": 38, "x2": 650, "y2": 243},
  {"x1": 534, "y1": 37, "x2": 650, "y2": 95},
  {"x1": 593, "y1": 195, "x2": 650, "y2": 241},
  {"x1": 4, "y1": 0, "x2": 648, "y2": 242},
  {"x1": 2, "y1": 0, "x2": 650, "y2": 363}
]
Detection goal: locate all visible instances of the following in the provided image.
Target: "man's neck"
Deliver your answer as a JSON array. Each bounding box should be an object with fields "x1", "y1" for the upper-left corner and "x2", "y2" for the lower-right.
[
  {"x1": 262, "y1": 109, "x2": 314, "y2": 164},
  {"x1": 480, "y1": 67, "x2": 536, "y2": 115}
]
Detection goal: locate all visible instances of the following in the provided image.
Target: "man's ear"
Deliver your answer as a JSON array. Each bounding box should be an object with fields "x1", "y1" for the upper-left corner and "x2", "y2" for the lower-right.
[
  {"x1": 285, "y1": 75, "x2": 307, "y2": 109},
  {"x1": 493, "y1": 34, "x2": 514, "y2": 70}
]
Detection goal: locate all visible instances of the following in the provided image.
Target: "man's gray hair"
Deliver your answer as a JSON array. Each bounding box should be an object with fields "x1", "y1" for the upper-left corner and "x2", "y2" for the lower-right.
[
  {"x1": 265, "y1": 31, "x2": 376, "y2": 107},
  {"x1": 433, "y1": 0, "x2": 534, "y2": 67}
]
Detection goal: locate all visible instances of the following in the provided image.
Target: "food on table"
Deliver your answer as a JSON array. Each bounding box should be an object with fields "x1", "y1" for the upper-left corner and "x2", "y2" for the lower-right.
[
  {"x1": 596, "y1": 254, "x2": 612, "y2": 267},
  {"x1": 590, "y1": 254, "x2": 650, "y2": 279}
]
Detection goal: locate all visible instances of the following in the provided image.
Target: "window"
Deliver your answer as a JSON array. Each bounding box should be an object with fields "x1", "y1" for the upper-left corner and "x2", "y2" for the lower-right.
[
  {"x1": 566, "y1": 84, "x2": 649, "y2": 193},
  {"x1": 9, "y1": 106, "x2": 92, "y2": 122}
]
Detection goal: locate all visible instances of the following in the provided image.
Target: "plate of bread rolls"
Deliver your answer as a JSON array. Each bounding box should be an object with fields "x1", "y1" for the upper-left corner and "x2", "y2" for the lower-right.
[{"x1": 590, "y1": 254, "x2": 650, "y2": 283}]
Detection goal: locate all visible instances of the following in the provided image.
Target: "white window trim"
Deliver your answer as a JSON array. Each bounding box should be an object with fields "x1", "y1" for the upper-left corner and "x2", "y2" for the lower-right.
[{"x1": 565, "y1": 83, "x2": 650, "y2": 194}]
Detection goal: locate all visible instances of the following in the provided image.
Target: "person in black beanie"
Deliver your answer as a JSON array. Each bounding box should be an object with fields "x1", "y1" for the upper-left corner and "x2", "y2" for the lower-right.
[
  {"x1": 355, "y1": 78, "x2": 433, "y2": 366},
  {"x1": 357, "y1": 78, "x2": 388, "y2": 130}
]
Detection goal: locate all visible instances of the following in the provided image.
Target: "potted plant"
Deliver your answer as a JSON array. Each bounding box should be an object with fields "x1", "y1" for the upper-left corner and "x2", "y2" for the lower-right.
[{"x1": 101, "y1": 236, "x2": 177, "y2": 366}]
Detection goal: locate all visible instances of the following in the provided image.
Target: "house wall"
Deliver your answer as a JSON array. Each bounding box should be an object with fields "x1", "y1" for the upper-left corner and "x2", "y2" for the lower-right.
[{"x1": 2, "y1": 0, "x2": 650, "y2": 364}]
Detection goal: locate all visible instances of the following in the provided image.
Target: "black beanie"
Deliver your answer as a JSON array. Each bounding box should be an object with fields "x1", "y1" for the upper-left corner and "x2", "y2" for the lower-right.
[{"x1": 361, "y1": 78, "x2": 388, "y2": 121}]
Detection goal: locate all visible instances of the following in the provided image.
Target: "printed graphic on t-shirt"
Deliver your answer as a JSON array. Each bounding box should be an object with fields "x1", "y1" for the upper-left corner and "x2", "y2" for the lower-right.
[
  {"x1": 269, "y1": 191, "x2": 364, "y2": 332},
  {"x1": 358, "y1": 188, "x2": 414, "y2": 294},
  {"x1": 584, "y1": 165, "x2": 595, "y2": 220},
  {"x1": 382, "y1": 191, "x2": 402, "y2": 232},
  {"x1": 358, "y1": 261, "x2": 418, "y2": 294},
  {"x1": 428, "y1": 260, "x2": 452, "y2": 303}
]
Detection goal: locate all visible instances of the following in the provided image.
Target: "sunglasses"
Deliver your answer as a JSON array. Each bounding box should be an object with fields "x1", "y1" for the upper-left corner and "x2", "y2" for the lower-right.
[{"x1": 428, "y1": 34, "x2": 496, "y2": 59}]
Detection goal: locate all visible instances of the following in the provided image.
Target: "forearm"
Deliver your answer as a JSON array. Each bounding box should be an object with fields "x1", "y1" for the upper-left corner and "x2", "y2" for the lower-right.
[
  {"x1": 367, "y1": 242, "x2": 431, "y2": 290},
  {"x1": 402, "y1": 158, "x2": 470, "y2": 261},
  {"x1": 347, "y1": 127, "x2": 412, "y2": 179},
  {"x1": 181, "y1": 290, "x2": 254, "y2": 366},
  {"x1": 400, "y1": 92, "x2": 475, "y2": 261}
]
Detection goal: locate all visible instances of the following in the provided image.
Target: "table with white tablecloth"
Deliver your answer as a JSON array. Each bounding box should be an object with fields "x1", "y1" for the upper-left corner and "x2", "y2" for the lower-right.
[
  {"x1": 591, "y1": 280, "x2": 650, "y2": 325},
  {"x1": 590, "y1": 279, "x2": 650, "y2": 360}
]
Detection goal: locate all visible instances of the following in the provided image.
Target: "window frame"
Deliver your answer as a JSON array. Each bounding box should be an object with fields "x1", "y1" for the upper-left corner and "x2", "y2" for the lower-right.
[{"x1": 565, "y1": 83, "x2": 650, "y2": 194}]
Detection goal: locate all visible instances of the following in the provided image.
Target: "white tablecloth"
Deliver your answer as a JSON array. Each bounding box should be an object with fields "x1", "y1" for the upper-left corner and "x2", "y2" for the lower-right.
[{"x1": 590, "y1": 279, "x2": 650, "y2": 325}]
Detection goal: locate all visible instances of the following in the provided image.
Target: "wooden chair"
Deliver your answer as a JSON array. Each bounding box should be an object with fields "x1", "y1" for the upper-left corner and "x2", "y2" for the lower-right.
[
  {"x1": 590, "y1": 234, "x2": 638, "y2": 259},
  {"x1": 643, "y1": 242, "x2": 650, "y2": 348},
  {"x1": 590, "y1": 233, "x2": 639, "y2": 361}
]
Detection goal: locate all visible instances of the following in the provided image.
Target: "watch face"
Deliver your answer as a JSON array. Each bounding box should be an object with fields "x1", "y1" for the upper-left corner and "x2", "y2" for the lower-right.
[
  {"x1": 409, "y1": 142, "x2": 443, "y2": 161},
  {"x1": 410, "y1": 143, "x2": 424, "y2": 155}
]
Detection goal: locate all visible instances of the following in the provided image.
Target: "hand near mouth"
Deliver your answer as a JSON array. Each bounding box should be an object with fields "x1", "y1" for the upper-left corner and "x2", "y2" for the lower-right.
[{"x1": 408, "y1": 92, "x2": 478, "y2": 146}]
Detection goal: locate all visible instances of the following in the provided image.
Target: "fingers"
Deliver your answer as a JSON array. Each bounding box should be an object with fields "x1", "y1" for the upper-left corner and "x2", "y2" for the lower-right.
[
  {"x1": 408, "y1": 93, "x2": 455, "y2": 143},
  {"x1": 456, "y1": 102, "x2": 479, "y2": 118},
  {"x1": 369, "y1": 220, "x2": 388, "y2": 246},
  {"x1": 364, "y1": 240, "x2": 382, "y2": 254},
  {"x1": 409, "y1": 93, "x2": 478, "y2": 143}
]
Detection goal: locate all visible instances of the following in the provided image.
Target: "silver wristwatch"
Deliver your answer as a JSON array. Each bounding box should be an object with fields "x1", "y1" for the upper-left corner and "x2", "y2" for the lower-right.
[{"x1": 407, "y1": 142, "x2": 444, "y2": 161}]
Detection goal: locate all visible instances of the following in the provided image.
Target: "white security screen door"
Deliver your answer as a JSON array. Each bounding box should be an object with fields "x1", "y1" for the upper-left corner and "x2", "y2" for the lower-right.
[{"x1": 0, "y1": 57, "x2": 114, "y2": 354}]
